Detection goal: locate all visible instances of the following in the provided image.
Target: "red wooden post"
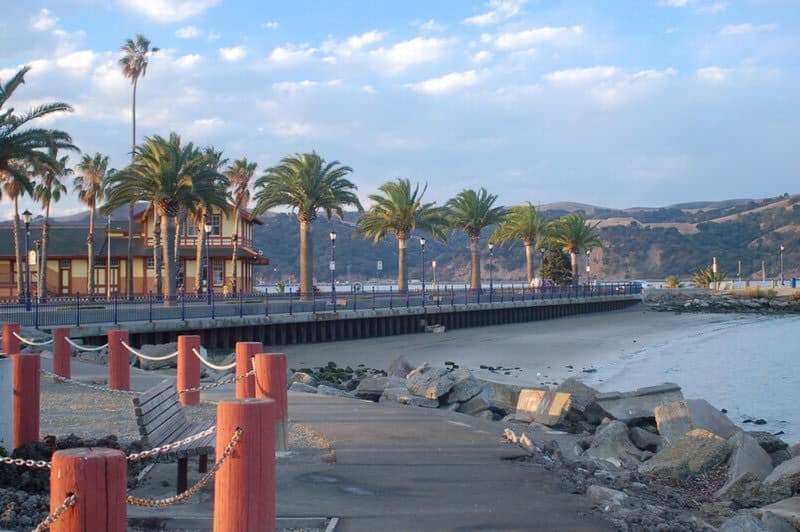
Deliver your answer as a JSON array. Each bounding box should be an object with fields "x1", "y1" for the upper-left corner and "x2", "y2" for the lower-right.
[
  {"x1": 254, "y1": 353, "x2": 289, "y2": 452},
  {"x1": 12, "y1": 352, "x2": 40, "y2": 449},
  {"x1": 52, "y1": 327, "x2": 71, "y2": 379},
  {"x1": 50, "y1": 448, "x2": 127, "y2": 532},
  {"x1": 177, "y1": 335, "x2": 201, "y2": 406},
  {"x1": 214, "y1": 399, "x2": 275, "y2": 532},
  {"x1": 107, "y1": 330, "x2": 130, "y2": 391},
  {"x1": 234, "y1": 342, "x2": 261, "y2": 399},
  {"x1": 2, "y1": 323, "x2": 20, "y2": 355}
]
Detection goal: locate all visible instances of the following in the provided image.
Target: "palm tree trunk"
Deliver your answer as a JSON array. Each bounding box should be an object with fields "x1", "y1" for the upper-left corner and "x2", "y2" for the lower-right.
[
  {"x1": 570, "y1": 251, "x2": 578, "y2": 284},
  {"x1": 469, "y1": 235, "x2": 481, "y2": 290},
  {"x1": 397, "y1": 235, "x2": 407, "y2": 292},
  {"x1": 174, "y1": 213, "x2": 181, "y2": 262},
  {"x1": 161, "y1": 213, "x2": 176, "y2": 303},
  {"x1": 195, "y1": 212, "x2": 205, "y2": 294},
  {"x1": 154, "y1": 208, "x2": 162, "y2": 296},
  {"x1": 299, "y1": 218, "x2": 312, "y2": 299},
  {"x1": 87, "y1": 203, "x2": 95, "y2": 297},
  {"x1": 524, "y1": 241, "x2": 534, "y2": 286},
  {"x1": 231, "y1": 207, "x2": 240, "y2": 294},
  {"x1": 39, "y1": 203, "x2": 50, "y2": 300},
  {"x1": 13, "y1": 200, "x2": 23, "y2": 300},
  {"x1": 126, "y1": 79, "x2": 137, "y2": 298}
]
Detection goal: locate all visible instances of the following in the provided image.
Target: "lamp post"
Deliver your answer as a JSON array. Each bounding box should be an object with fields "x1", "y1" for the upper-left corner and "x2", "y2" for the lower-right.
[
  {"x1": 780, "y1": 245, "x2": 785, "y2": 286},
  {"x1": 35, "y1": 240, "x2": 41, "y2": 303},
  {"x1": 22, "y1": 209, "x2": 32, "y2": 310},
  {"x1": 329, "y1": 230, "x2": 337, "y2": 303},
  {"x1": 539, "y1": 247, "x2": 546, "y2": 281},
  {"x1": 488, "y1": 242, "x2": 494, "y2": 299},
  {"x1": 432, "y1": 260, "x2": 437, "y2": 289},
  {"x1": 585, "y1": 249, "x2": 591, "y2": 286},
  {"x1": 204, "y1": 214, "x2": 212, "y2": 305},
  {"x1": 420, "y1": 237, "x2": 426, "y2": 305}
]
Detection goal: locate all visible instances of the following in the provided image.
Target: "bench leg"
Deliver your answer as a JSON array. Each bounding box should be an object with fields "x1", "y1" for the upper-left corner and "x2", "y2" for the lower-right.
[
  {"x1": 199, "y1": 453, "x2": 208, "y2": 473},
  {"x1": 177, "y1": 457, "x2": 188, "y2": 494}
]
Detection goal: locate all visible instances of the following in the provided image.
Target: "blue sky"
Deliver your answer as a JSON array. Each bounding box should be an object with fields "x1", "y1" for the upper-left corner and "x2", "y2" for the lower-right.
[{"x1": 1, "y1": 0, "x2": 799, "y2": 219}]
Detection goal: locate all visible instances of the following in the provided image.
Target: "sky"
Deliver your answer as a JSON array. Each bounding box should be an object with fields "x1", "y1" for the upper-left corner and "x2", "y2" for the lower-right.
[{"x1": 1, "y1": 0, "x2": 799, "y2": 220}]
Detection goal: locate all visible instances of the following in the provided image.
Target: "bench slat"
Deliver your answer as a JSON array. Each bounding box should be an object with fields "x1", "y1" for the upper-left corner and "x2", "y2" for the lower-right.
[
  {"x1": 136, "y1": 397, "x2": 187, "y2": 432},
  {"x1": 134, "y1": 379, "x2": 180, "y2": 417}
]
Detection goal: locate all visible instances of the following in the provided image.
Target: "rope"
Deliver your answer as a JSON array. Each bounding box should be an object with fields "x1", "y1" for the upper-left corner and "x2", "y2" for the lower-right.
[
  {"x1": 0, "y1": 455, "x2": 51, "y2": 469},
  {"x1": 121, "y1": 340, "x2": 178, "y2": 362},
  {"x1": 41, "y1": 369, "x2": 141, "y2": 396},
  {"x1": 32, "y1": 494, "x2": 77, "y2": 532},
  {"x1": 65, "y1": 337, "x2": 108, "y2": 351},
  {"x1": 12, "y1": 331, "x2": 53, "y2": 346},
  {"x1": 178, "y1": 369, "x2": 255, "y2": 394},
  {"x1": 127, "y1": 426, "x2": 216, "y2": 461},
  {"x1": 191, "y1": 347, "x2": 236, "y2": 371},
  {"x1": 127, "y1": 428, "x2": 242, "y2": 507}
]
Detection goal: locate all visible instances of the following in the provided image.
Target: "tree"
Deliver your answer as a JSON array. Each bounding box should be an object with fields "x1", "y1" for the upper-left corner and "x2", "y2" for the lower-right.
[
  {"x1": 224, "y1": 158, "x2": 256, "y2": 294},
  {"x1": 253, "y1": 152, "x2": 362, "y2": 298},
  {"x1": 356, "y1": 179, "x2": 449, "y2": 292},
  {"x1": 551, "y1": 213, "x2": 601, "y2": 284},
  {"x1": 103, "y1": 133, "x2": 226, "y2": 302},
  {"x1": 190, "y1": 146, "x2": 228, "y2": 294},
  {"x1": 491, "y1": 202, "x2": 544, "y2": 286},
  {"x1": 446, "y1": 188, "x2": 505, "y2": 290},
  {"x1": 0, "y1": 66, "x2": 75, "y2": 299},
  {"x1": 32, "y1": 146, "x2": 70, "y2": 300},
  {"x1": 692, "y1": 265, "x2": 726, "y2": 288},
  {"x1": 542, "y1": 244, "x2": 573, "y2": 286},
  {"x1": 75, "y1": 153, "x2": 111, "y2": 297},
  {"x1": 120, "y1": 34, "x2": 159, "y2": 297},
  {"x1": 665, "y1": 275, "x2": 681, "y2": 289}
]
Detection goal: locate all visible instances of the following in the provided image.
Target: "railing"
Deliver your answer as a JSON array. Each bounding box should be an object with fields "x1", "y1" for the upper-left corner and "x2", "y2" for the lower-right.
[
  {"x1": 0, "y1": 282, "x2": 642, "y2": 328},
  {"x1": 149, "y1": 235, "x2": 254, "y2": 249}
]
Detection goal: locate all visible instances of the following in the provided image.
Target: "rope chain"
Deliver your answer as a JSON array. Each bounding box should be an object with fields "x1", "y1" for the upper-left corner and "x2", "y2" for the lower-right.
[
  {"x1": 127, "y1": 428, "x2": 242, "y2": 507},
  {"x1": 32, "y1": 494, "x2": 77, "y2": 532},
  {"x1": 12, "y1": 332, "x2": 53, "y2": 346},
  {"x1": 41, "y1": 369, "x2": 141, "y2": 396},
  {"x1": 121, "y1": 340, "x2": 178, "y2": 362},
  {"x1": 0, "y1": 455, "x2": 51, "y2": 469},
  {"x1": 191, "y1": 347, "x2": 237, "y2": 371},
  {"x1": 178, "y1": 369, "x2": 254, "y2": 394},
  {"x1": 65, "y1": 337, "x2": 108, "y2": 351},
  {"x1": 127, "y1": 426, "x2": 216, "y2": 461}
]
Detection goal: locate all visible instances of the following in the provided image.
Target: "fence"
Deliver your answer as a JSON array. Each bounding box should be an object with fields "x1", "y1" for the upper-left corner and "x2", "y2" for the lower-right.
[{"x1": 0, "y1": 282, "x2": 642, "y2": 328}]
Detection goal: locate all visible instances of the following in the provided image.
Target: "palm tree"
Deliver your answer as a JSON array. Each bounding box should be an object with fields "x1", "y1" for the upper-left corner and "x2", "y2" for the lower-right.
[
  {"x1": 119, "y1": 34, "x2": 159, "y2": 297},
  {"x1": 0, "y1": 66, "x2": 75, "y2": 299},
  {"x1": 75, "y1": 153, "x2": 110, "y2": 297},
  {"x1": 446, "y1": 188, "x2": 505, "y2": 290},
  {"x1": 225, "y1": 158, "x2": 257, "y2": 293},
  {"x1": 356, "y1": 179, "x2": 448, "y2": 292},
  {"x1": 32, "y1": 147, "x2": 70, "y2": 300},
  {"x1": 491, "y1": 202, "x2": 544, "y2": 286},
  {"x1": 103, "y1": 133, "x2": 227, "y2": 302},
  {"x1": 253, "y1": 152, "x2": 362, "y2": 298},
  {"x1": 190, "y1": 146, "x2": 228, "y2": 294},
  {"x1": 550, "y1": 213, "x2": 601, "y2": 284}
]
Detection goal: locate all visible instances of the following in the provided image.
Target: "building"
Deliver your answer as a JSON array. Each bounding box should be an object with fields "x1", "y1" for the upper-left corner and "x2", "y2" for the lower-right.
[{"x1": 0, "y1": 202, "x2": 268, "y2": 299}]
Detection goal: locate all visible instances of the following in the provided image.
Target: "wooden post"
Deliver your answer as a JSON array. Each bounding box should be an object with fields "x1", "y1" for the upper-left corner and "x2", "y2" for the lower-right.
[
  {"x1": 254, "y1": 353, "x2": 289, "y2": 452},
  {"x1": 107, "y1": 330, "x2": 130, "y2": 391},
  {"x1": 234, "y1": 342, "x2": 261, "y2": 399},
  {"x1": 213, "y1": 399, "x2": 275, "y2": 532},
  {"x1": 12, "y1": 352, "x2": 40, "y2": 449},
  {"x1": 50, "y1": 448, "x2": 127, "y2": 532},
  {"x1": 52, "y1": 327, "x2": 71, "y2": 379},
  {"x1": 177, "y1": 335, "x2": 201, "y2": 406},
  {"x1": 2, "y1": 323, "x2": 20, "y2": 355}
]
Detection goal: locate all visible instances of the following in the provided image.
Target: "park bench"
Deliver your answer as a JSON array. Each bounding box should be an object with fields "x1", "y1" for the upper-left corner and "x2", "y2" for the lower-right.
[{"x1": 131, "y1": 378, "x2": 215, "y2": 493}]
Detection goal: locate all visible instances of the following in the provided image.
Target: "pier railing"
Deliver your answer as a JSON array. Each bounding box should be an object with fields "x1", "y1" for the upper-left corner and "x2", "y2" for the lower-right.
[{"x1": 0, "y1": 282, "x2": 642, "y2": 328}]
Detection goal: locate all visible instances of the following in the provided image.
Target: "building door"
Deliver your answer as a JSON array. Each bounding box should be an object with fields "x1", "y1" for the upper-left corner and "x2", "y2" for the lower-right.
[{"x1": 59, "y1": 260, "x2": 71, "y2": 295}]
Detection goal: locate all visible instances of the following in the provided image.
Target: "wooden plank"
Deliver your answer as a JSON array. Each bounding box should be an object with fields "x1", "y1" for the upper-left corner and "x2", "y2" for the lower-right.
[
  {"x1": 135, "y1": 379, "x2": 179, "y2": 415},
  {"x1": 139, "y1": 399, "x2": 186, "y2": 432},
  {"x1": 148, "y1": 417, "x2": 190, "y2": 448}
]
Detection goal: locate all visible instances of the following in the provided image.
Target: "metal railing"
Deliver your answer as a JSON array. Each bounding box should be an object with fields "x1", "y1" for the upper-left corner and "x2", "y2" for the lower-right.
[{"x1": 0, "y1": 282, "x2": 641, "y2": 328}]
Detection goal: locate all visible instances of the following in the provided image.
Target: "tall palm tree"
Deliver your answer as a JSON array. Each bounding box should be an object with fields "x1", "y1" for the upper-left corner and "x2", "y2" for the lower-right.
[
  {"x1": 446, "y1": 188, "x2": 505, "y2": 290},
  {"x1": 190, "y1": 146, "x2": 228, "y2": 294},
  {"x1": 550, "y1": 213, "x2": 601, "y2": 284},
  {"x1": 253, "y1": 152, "x2": 362, "y2": 298},
  {"x1": 355, "y1": 179, "x2": 448, "y2": 292},
  {"x1": 103, "y1": 133, "x2": 226, "y2": 302},
  {"x1": 225, "y1": 158, "x2": 257, "y2": 293},
  {"x1": 491, "y1": 202, "x2": 544, "y2": 286},
  {"x1": 32, "y1": 147, "x2": 70, "y2": 300},
  {"x1": 119, "y1": 34, "x2": 159, "y2": 297},
  {"x1": 75, "y1": 153, "x2": 110, "y2": 297},
  {"x1": 0, "y1": 66, "x2": 75, "y2": 299}
]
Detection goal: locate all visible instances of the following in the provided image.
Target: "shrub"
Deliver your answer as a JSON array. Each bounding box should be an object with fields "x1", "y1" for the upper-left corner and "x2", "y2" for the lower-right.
[{"x1": 664, "y1": 275, "x2": 681, "y2": 289}]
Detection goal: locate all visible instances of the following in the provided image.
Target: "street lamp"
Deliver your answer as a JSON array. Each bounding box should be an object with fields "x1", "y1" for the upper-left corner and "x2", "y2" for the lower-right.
[
  {"x1": 35, "y1": 240, "x2": 41, "y2": 303},
  {"x1": 329, "y1": 230, "x2": 337, "y2": 303},
  {"x1": 488, "y1": 242, "x2": 495, "y2": 301},
  {"x1": 22, "y1": 209, "x2": 32, "y2": 310},
  {"x1": 539, "y1": 247, "x2": 546, "y2": 281},
  {"x1": 420, "y1": 237, "x2": 426, "y2": 305},
  {"x1": 780, "y1": 245, "x2": 785, "y2": 286},
  {"x1": 585, "y1": 249, "x2": 591, "y2": 285},
  {"x1": 204, "y1": 214, "x2": 212, "y2": 304}
]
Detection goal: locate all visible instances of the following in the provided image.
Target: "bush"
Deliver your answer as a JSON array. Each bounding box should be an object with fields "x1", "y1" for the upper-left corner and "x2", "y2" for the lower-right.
[
  {"x1": 737, "y1": 287, "x2": 778, "y2": 300},
  {"x1": 664, "y1": 275, "x2": 681, "y2": 289}
]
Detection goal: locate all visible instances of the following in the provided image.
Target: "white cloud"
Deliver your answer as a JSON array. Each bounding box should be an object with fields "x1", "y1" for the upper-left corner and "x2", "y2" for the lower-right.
[
  {"x1": 544, "y1": 66, "x2": 621, "y2": 85},
  {"x1": 698, "y1": 2, "x2": 727, "y2": 14},
  {"x1": 219, "y1": 46, "x2": 246, "y2": 62},
  {"x1": 591, "y1": 68, "x2": 677, "y2": 105},
  {"x1": 472, "y1": 50, "x2": 493, "y2": 64},
  {"x1": 464, "y1": 0, "x2": 527, "y2": 26},
  {"x1": 175, "y1": 26, "x2": 200, "y2": 38},
  {"x1": 321, "y1": 31, "x2": 384, "y2": 57},
  {"x1": 696, "y1": 66, "x2": 731, "y2": 83},
  {"x1": 271, "y1": 79, "x2": 342, "y2": 92},
  {"x1": 267, "y1": 44, "x2": 317, "y2": 65},
  {"x1": 262, "y1": 21, "x2": 280, "y2": 30},
  {"x1": 175, "y1": 54, "x2": 202, "y2": 68},
  {"x1": 118, "y1": 0, "x2": 221, "y2": 23},
  {"x1": 490, "y1": 25, "x2": 584, "y2": 50},
  {"x1": 360, "y1": 84, "x2": 376, "y2": 94},
  {"x1": 417, "y1": 19, "x2": 445, "y2": 33},
  {"x1": 369, "y1": 37, "x2": 450, "y2": 74},
  {"x1": 272, "y1": 121, "x2": 329, "y2": 138},
  {"x1": 55, "y1": 50, "x2": 96, "y2": 73},
  {"x1": 660, "y1": 0, "x2": 690, "y2": 6},
  {"x1": 31, "y1": 8, "x2": 58, "y2": 31},
  {"x1": 406, "y1": 70, "x2": 481, "y2": 95},
  {"x1": 720, "y1": 23, "x2": 777, "y2": 36}
]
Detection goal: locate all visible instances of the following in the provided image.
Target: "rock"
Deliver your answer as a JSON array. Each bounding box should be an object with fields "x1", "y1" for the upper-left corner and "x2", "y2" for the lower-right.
[
  {"x1": 755, "y1": 497, "x2": 800, "y2": 529},
  {"x1": 292, "y1": 372, "x2": 318, "y2": 386},
  {"x1": 380, "y1": 387, "x2": 439, "y2": 408},
  {"x1": 457, "y1": 381, "x2": 524, "y2": 416},
  {"x1": 771, "y1": 449, "x2": 792, "y2": 468},
  {"x1": 586, "y1": 383, "x2": 683, "y2": 424},
  {"x1": 638, "y1": 429, "x2": 730, "y2": 480},
  {"x1": 749, "y1": 432, "x2": 790, "y2": 454},
  {"x1": 764, "y1": 457, "x2": 800, "y2": 495},
  {"x1": 405, "y1": 363, "x2": 459, "y2": 400},
  {"x1": 556, "y1": 378, "x2": 597, "y2": 415},
  {"x1": 585, "y1": 420, "x2": 647, "y2": 468},
  {"x1": 475, "y1": 410, "x2": 498, "y2": 421},
  {"x1": 718, "y1": 432, "x2": 774, "y2": 499},
  {"x1": 760, "y1": 511, "x2": 797, "y2": 532},
  {"x1": 387, "y1": 355, "x2": 414, "y2": 379},
  {"x1": 445, "y1": 369, "x2": 482, "y2": 403},
  {"x1": 655, "y1": 399, "x2": 740, "y2": 446},
  {"x1": 354, "y1": 376, "x2": 403, "y2": 401},
  {"x1": 132, "y1": 342, "x2": 179, "y2": 370},
  {"x1": 316, "y1": 385, "x2": 355, "y2": 398},
  {"x1": 289, "y1": 382, "x2": 318, "y2": 393},
  {"x1": 514, "y1": 390, "x2": 571, "y2": 427},
  {"x1": 629, "y1": 426, "x2": 663, "y2": 453},
  {"x1": 718, "y1": 514, "x2": 770, "y2": 532},
  {"x1": 586, "y1": 485, "x2": 627, "y2": 508}
]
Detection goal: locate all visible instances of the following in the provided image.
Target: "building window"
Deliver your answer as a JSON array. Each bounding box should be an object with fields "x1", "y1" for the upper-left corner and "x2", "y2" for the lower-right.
[
  {"x1": 210, "y1": 214, "x2": 221, "y2": 236},
  {"x1": 213, "y1": 259, "x2": 224, "y2": 286},
  {"x1": 146, "y1": 257, "x2": 154, "y2": 269},
  {"x1": 94, "y1": 257, "x2": 118, "y2": 267},
  {"x1": 186, "y1": 223, "x2": 197, "y2": 236}
]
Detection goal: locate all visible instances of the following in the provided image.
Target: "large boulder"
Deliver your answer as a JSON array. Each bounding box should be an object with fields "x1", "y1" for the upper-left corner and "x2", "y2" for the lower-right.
[
  {"x1": 380, "y1": 387, "x2": 439, "y2": 408},
  {"x1": 355, "y1": 376, "x2": 404, "y2": 401},
  {"x1": 457, "y1": 381, "x2": 525, "y2": 416},
  {"x1": 316, "y1": 384, "x2": 355, "y2": 398},
  {"x1": 514, "y1": 390, "x2": 571, "y2": 427},
  {"x1": 718, "y1": 514, "x2": 771, "y2": 532},
  {"x1": 445, "y1": 369, "x2": 482, "y2": 404},
  {"x1": 749, "y1": 432, "x2": 790, "y2": 454},
  {"x1": 586, "y1": 485, "x2": 627, "y2": 508},
  {"x1": 755, "y1": 497, "x2": 800, "y2": 530},
  {"x1": 289, "y1": 382, "x2": 317, "y2": 393},
  {"x1": 556, "y1": 378, "x2": 597, "y2": 415},
  {"x1": 585, "y1": 383, "x2": 683, "y2": 424},
  {"x1": 134, "y1": 342, "x2": 179, "y2": 370},
  {"x1": 638, "y1": 429, "x2": 731, "y2": 480},
  {"x1": 387, "y1": 355, "x2": 414, "y2": 379},
  {"x1": 718, "y1": 432, "x2": 775, "y2": 499},
  {"x1": 629, "y1": 426, "x2": 663, "y2": 453},
  {"x1": 764, "y1": 457, "x2": 800, "y2": 495},
  {"x1": 292, "y1": 371, "x2": 318, "y2": 386},
  {"x1": 655, "y1": 399, "x2": 740, "y2": 446},
  {"x1": 406, "y1": 363, "x2": 458, "y2": 400},
  {"x1": 585, "y1": 420, "x2": 648, "y2": 468}
]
